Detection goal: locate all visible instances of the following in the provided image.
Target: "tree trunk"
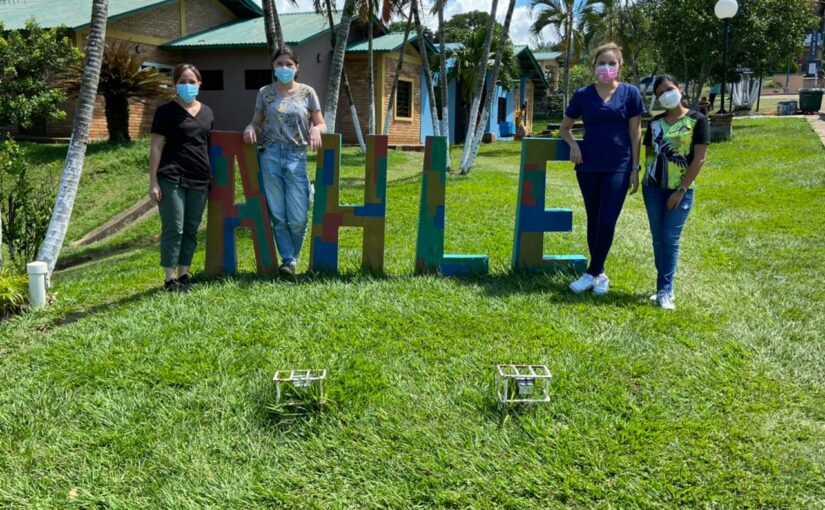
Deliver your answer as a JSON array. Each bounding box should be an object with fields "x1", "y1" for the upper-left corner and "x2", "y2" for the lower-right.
[
  {"x1": 262, "y1": 0, "x2": 284, "y2": 61},
  {"x1": 367, "y1": 0, "x2": 376, "y2": 135},
  {"x1": 104, "y1": 93, "x2": 130, "y2": 143},
  {"x1": 37, "y1": 0, "x2": 109, "y2": 279},
  {"x1": 458, "y1": 0, "x2": 499, "y2": 170},
  {"x1": 461, "y1": 0, "x2": 517, "y2": 174},
  {"x1": 383, "y1": 7, "x2": 414, "y2": 136},
  {"x1": 324, "y1": 0, "x2": 365, "y2": 152},
  {"x1": 411, "y1": 0, "x2": 440, "y2": 138},
  {"x1": 437, "y1": 0, "x2": 450, "y2": 171},
  {"x1": 324, "y1": 0, "x2": 356, "y2": 130},
  {"x1": 562, "y1": 12, "x2": 573, "y2": 111}
]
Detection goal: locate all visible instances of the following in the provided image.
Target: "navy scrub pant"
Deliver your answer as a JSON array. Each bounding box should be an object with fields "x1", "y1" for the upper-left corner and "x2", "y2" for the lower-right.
[{"x1": 576, "y1": 171, "x2": 630, "y2": 277}]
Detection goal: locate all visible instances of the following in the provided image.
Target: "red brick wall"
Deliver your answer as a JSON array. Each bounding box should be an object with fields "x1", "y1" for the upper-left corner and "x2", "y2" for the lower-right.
[
  {"x1": 382, "y1": 54, "x2": 421, "y2": 146},
  {"x1": 109, "y1": 2, "x2": 182, "y2": 40},
  {"x1": 185, "y1": 0, "x2": 236, "y2": 34},
  {"x1": 46, "y1": 0, "x2": 239, "y2": 140}
]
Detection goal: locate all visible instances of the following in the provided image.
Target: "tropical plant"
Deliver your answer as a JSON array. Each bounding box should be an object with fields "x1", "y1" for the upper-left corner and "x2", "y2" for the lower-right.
[
  {"x1": 433, "y1": 0, "x2": 451, "y2": 170},
  {"x1": 411, "y1": 0, "x2": 440, "y2": 137},
  {"x1": 530, "y1": 0, "x2": 605, "y2": 109},
  {"x1": 37, "y1": 0, "x2": 109, "y2": 279},
  {"x1": 324, "y1": 0, "x2": 357, "y2": 130},
  {"x1": 0, "y1": 267, "x2": 27, "y2": 317},
  {"x1": 60, "y1": 41, "x2": 170, "y2": 143},
  {"x1": 262, "y1": 0, "x2": 285, "y2": 57},
  {"x1": 0, "y1": 138, "x2": 55, "y2": 267},
  {"x1": 383, "y1": 7, "x2": 414, "y2": 135},
  {"x1": 460, "y1": 0, "x2": 518, "y2": 174}
]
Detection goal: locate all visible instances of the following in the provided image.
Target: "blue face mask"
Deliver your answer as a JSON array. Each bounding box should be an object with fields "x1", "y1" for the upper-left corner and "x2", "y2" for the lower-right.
[
  {"x1": 176, "y1": 83, "x2": 199, "y2": 104},
  {"x1": 274, "y1": 67, "x2": 296, "y2": 84}
]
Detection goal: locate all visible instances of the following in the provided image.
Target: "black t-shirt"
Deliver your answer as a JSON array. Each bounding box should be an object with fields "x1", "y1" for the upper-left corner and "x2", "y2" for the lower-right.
[{"x1": 151, "y1": 101, "x2": 214, "y2": 191}]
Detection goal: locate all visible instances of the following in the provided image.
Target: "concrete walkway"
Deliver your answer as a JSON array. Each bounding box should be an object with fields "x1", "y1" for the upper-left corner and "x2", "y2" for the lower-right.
[{"x1": 806, "y1": 114, "x2": 825, "y2": 148}]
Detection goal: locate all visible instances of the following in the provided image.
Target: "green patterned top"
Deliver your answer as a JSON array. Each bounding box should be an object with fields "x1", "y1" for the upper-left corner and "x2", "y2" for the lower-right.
[{"x1": 643, "y1": 110, "x2": 709, "y2": 189}]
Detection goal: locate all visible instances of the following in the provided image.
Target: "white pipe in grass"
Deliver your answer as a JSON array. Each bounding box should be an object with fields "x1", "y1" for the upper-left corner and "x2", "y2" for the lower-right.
[{"x1": 27, "y1": 261, "x2": 48, "y2": 309}]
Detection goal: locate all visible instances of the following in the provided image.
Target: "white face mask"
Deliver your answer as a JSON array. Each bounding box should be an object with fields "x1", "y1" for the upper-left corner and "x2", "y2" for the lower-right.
[{"x1": 658, "y1": 89, "x2": 682, "y2": 109}]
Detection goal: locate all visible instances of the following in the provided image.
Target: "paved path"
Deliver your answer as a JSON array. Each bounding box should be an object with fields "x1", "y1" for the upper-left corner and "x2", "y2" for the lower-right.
[{"x1": 806, "y1": 114, "x2": 825, "y2": 148}]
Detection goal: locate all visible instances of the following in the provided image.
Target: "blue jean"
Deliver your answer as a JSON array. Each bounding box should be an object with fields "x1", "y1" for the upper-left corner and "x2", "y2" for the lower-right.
[
  {"x1": 259, "y1": 143, "x2": 311, "y2": 265},
  {"x1": 643, "y1": 186, "x2": 695, "y2": 294},
  {"x1": 576, "y1": 171, "x2": 630, "y2": 276}
]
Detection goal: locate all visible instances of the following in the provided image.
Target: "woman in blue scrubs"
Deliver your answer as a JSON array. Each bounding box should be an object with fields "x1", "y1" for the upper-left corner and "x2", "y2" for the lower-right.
[{"x1": 559, "y1": 42, "x2": 644, "y2": 296}]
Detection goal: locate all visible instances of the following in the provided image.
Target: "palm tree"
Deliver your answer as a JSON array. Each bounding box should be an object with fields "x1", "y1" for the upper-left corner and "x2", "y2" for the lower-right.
[
  {"x1": 383, "y1": 6, "x2": 414, "y2": 135},
  {"x1": 37, "y1": 0, "x2": 109, "y2": 278},
  {"x1": 460, "y1": 0, "x2": 517, "y2": 174},
  {"x1": 320, "y1": 0, "x2": 366, "y2": 152},
  {"x1": 262, "y1": 0, "x2": 285, "y2": 59},
  {"x1": 457, "y1": 0, "x2": 498, "y2": 172},
  {"x1": 411, "y1": 0, "x2": 440, "y2": 138},
  {"x1": 324, "y1": 0, "x2": 357, "y2": 131},
  {"x1": 432, "y1": 0, "x2": 451, "y2": 171},
  {"x1": 531, "y1": 0, "x2": 604, "y2": 109},
  {"x1": 60, "y1": 41, "x2": 170, "y2": 143}
]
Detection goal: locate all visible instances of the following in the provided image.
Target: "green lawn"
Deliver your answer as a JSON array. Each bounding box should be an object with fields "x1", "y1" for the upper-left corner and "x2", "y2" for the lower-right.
[{"x1": 1, "y1": 119, "x2": 824, "y2": 508}]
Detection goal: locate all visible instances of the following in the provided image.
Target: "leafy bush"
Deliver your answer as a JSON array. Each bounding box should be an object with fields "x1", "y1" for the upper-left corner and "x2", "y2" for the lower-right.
[
  {"x1": 0, "y1": 267, "x2": 27, "y2": 317},
  {"x1": 0, "y1": 138, "x2": 55, "y2": 268}
]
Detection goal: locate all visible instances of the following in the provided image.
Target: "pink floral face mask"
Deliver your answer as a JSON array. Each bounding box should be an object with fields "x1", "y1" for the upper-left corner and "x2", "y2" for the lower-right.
[{"x1": 595, "y1": 64, "x2": 619, "y2": 84}]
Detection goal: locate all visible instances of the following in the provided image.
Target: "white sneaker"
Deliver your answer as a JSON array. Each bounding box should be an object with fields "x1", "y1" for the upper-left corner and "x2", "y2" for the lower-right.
[
  {"x1": 657, "y1": 290, "x2": 675, "y2": 310},
  {"x1": 592, "y1": 274, "x2": 609, "y2": 296},
  {"x1": 569, "y1": 273, "x2": 595, "y2": 294},
  {"x1": 650, "y1": 292, "x2": 675, "y2": 302}
]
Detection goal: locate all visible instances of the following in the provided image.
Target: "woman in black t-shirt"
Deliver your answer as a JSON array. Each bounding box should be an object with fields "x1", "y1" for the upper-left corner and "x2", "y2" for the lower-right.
[{"x1": 149, "y1": 63, "x2": 214, "y2": 292}]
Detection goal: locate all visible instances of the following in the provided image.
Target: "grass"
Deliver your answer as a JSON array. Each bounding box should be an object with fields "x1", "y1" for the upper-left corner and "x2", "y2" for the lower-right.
[{"x1": 1, "y1": 119, "x2": 824, "y2": 508}]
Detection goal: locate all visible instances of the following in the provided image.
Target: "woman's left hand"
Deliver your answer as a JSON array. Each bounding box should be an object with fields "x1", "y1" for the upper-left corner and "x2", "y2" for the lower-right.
[
  {"x1": 667, "y1": 190, "x2": 684, "y2": 210},
  {"x1": 309, "y1": 127, "x2": 322, "y2": 152}
]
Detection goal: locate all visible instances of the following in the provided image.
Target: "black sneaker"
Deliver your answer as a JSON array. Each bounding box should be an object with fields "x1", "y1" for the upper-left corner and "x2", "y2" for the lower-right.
[
  {"x1": 164, "y1": 278, "x2": 180, "y2": 292},
  {"x1": 177, "y1": 273, "x2": 193, "y2": 291}
]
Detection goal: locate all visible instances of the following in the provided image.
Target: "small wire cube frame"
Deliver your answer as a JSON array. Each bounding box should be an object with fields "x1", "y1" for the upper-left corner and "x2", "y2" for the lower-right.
[
  {"x1": 496, "y1": 365, "x2": 552, "y2": 403},
  {"x1": 273, "y1": 369, "x2": 327, "y2": 403}
]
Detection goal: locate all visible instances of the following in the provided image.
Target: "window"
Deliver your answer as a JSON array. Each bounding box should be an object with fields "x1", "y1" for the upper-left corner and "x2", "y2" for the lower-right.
[
  {"x1": 141, "y1": 61, "x2": 173, "y2": 87},
  {"x1": 245, "y1": 69, "x2": 272, "y2": 90},
  {"x1": 396, "y1": 79, "x2": 413, "y2": 119},
  {"x1": 200, "y1": 70, "x2": 224, "y2": 91},
  {"x1": 497, "y1": 97, "x2": 507, "y2": 123}
]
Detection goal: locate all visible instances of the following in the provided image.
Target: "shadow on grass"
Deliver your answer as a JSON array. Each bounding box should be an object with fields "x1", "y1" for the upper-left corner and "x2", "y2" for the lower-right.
[
  {"x1": 21, "y1": 139, "x2": 140, "y2": 165},
  {"x1": 45, "y1": 286, "x2": 161, "y2": 331},
  {"x1": 56, "y1": 234, "x2": 159, "y2": 270},
  {"x1": 449, "y1": 271, "x2": 647, "y2": 306}
]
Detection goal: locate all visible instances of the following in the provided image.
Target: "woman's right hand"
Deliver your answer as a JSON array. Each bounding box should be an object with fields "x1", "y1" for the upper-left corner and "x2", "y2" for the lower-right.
[
  {"x1": 243, "y1": 125, "x2": 257, "y2": 144},
  {"x1": 569, "y1": 142, "x2": 583, "y2": 165},
  {"x1": 149, "y1": 181, "x2": 162, "y2": 203}
]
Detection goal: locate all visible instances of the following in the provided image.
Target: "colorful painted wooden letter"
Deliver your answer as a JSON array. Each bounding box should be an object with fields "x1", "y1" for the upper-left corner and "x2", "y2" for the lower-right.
[
  {"x1": 415, "y1": 136, "x2": 489, "y2": 276},
  {"x1": 512, "y1": 138, "x2": 587, "y2": 274},
  {"x1": 309, "y1": 134, "x2": 387, "y2": 273},
  {"x1": 205, "y1": 131, "x2": 278, "y2": 275}
]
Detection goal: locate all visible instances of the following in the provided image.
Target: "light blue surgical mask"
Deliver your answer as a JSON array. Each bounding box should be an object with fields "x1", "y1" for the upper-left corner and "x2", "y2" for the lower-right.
[
  {"x1": 176, "y1": 83, "x2": 199, "y2": 104},
  {"x1": 274, "y1": 67, "x2": 296, "y2": 84}
]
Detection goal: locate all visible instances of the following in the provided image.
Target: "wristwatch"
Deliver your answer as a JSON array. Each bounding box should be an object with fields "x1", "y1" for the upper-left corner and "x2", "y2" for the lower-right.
[
  {"x1": 632, "y1": 164, "x2": 641, "y2": 171},
  {"x1": 676, "y1": 186, "x2": 688, "y2": 194}
]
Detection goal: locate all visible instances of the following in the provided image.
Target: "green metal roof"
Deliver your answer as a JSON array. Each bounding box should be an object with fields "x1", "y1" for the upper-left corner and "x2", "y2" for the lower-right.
[
  {"x1": 0, "y1": 0, "x2": 174, "y2": 30},
  {"x1": 347, "y1": 31, "x2": 438, "y2": 55},
  {"x1": 516, "y1": 46, "x2": 550, "y2": 92},
  {"x1": 532, "y1": 51, "x2": 562, "y2": 61},
  {"x1": 163, "y1": 11, "x2": 343, "y2": 49},
  {"x1": 0, "y1": 0, "x2": 261, "y2": 31}
]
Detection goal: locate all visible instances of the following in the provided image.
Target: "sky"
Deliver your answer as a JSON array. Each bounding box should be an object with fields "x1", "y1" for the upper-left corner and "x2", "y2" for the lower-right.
[{"x1": 259, "y1": 0, "x2": 560, "y2": 47}]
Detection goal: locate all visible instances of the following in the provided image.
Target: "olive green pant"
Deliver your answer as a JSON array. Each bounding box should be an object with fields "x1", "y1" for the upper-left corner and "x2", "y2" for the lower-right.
[{"x1": 158, "y1": 178, "x2": 208, "y2": 268}]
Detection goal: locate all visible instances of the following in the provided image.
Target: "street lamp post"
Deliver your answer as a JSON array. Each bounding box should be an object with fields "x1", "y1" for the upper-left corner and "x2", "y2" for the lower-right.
[{"x1": 715, "y1": 0, "x2": 739, "y2": 114}]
